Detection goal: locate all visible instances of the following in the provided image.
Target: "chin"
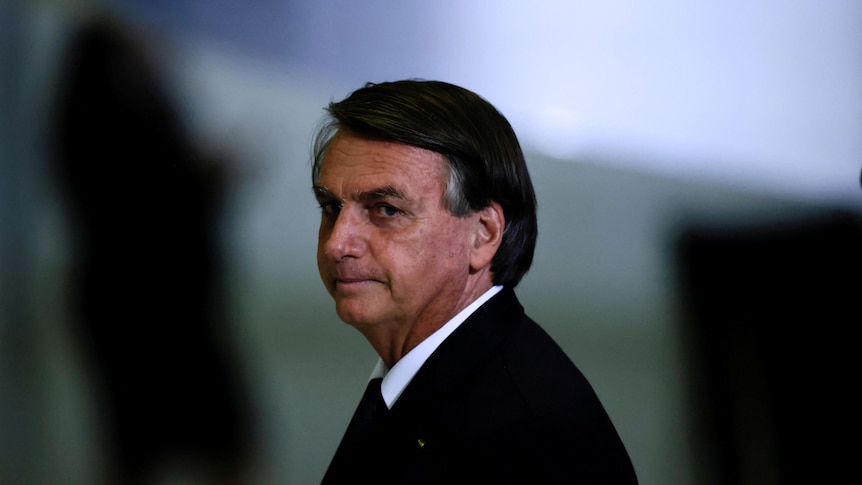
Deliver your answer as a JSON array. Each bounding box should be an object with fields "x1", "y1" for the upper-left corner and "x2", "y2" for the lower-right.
[{"x1": 335, "y1": 303, "x2": 376, "y2": 328}]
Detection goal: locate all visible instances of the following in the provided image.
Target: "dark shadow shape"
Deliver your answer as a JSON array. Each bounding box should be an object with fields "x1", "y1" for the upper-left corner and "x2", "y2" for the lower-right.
[
  {"x1": 50, "y1": 15, "x2": 255, "y2": 485},
  {"x1": 675, "y1": 210, "x2": 861, "y2": 485}
]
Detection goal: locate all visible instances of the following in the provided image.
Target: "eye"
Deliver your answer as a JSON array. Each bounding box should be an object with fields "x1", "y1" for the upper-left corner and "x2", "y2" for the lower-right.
[
  {"x1": 380, "y1": 205, "x2": 399, "y2": 217},
  {"x1": 319, "y1": 200, "x2": 342, "y2": 216},
  {"x1": 373, "y1": 204, "x2": 401, "y2": 218}
]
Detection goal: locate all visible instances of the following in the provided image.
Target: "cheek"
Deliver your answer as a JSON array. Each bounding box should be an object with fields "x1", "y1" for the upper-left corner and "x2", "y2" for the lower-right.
[
  {"x1": 415, "y1": 221, "x2": 473, "y2": 271},
  {"x1": 317, "y1": 221, "x2": 330, "y2": 243},
  {"x1": 316, "y1": 229, "x2": 333, "y2": 277},
  {"x1": 316, "y1": 233, "x2": 325, "y2": 262},
  {"x1": 317, "y1": 223, "x2": 333, "y2": 254}
]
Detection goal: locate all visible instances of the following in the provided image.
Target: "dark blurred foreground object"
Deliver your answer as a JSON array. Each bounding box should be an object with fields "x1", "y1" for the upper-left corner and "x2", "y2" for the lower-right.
[
  {"x1": 676, "y1": 210, "x2": 861, "y2": 485},
  {"x1": 51, "y1": 15, "x2": 253, "y2": 485}
]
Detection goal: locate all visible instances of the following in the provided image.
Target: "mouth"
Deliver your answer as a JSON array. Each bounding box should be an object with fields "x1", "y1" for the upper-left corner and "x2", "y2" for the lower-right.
[
  {"x1": 336, "y1": 277, "x2": 375, "y2": 285},
  {"x1": 332, "y1": 276, "x2": 383, "y2": 292},
  {"x1": 326, "y1": 263, "x2": 384, "y2": 293}
]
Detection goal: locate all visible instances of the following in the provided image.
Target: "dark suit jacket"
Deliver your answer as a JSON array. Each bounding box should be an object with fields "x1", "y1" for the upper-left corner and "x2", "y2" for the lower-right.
[{"x1": 323, "y1": 288, "x2": 638, "y2": 484}]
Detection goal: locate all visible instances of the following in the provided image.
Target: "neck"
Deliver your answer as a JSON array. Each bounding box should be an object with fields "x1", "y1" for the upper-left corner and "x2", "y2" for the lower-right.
[{"x1": 360, "y1": 276, "x2": 494, "y2": 368}]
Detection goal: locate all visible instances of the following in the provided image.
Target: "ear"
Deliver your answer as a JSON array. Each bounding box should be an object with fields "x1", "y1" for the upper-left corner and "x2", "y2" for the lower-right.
[{"x1": 470, "y1": 202, "x2": 504, "y2": 272}]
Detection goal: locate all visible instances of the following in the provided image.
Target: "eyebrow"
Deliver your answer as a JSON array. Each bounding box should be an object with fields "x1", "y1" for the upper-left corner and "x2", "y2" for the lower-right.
[
  {"x1": 359, "y1": 185, "x2": 407, "y2": 202},
  {"x1": 313, "y1": 184, "x2": 408, "y2": 202}
]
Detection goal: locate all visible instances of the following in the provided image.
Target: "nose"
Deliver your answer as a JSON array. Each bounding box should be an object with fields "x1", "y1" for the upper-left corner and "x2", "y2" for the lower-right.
[{"x1": 321, "y1": 206, "x2": 367, "y2": 261}]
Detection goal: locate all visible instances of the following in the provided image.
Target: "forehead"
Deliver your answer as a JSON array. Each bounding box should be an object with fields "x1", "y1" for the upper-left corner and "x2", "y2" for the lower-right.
[{"x1": 319, "y1": 130, "x2": 448, "y2": 195}]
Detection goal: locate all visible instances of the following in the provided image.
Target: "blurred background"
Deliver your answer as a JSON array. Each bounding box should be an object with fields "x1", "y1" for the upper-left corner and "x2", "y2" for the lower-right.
[{"x1": 2, "y1": 0, "x2": 860, "y2": 484}]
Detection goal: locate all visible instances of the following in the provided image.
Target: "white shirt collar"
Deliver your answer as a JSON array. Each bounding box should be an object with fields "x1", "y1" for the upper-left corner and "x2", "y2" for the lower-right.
[{"x1": 370, "y1": 285, "x2": 503, "y2": 408}]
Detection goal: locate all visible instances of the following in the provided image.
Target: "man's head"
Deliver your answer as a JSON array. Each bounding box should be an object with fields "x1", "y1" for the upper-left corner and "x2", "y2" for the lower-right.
[
  {"x1": 312, "y1": 80, "x2": 537, "y2": 288},
  {"x1": 312, "y1": 80, "x2": 537, "y2": 358}
]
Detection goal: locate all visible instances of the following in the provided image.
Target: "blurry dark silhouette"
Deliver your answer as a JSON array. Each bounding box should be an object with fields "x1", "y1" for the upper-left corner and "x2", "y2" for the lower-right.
[
  {"x1": 676, "y1": 210, "x2": 861, "y2": 485},
  {"x1": 50, "y1": 15, "x2": 254, "y2": 485}
]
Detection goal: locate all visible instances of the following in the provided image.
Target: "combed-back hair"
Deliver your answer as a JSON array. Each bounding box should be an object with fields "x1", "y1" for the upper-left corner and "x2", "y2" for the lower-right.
[{"x1": 312, "y1": 80, "x2": 537, "y2": 288}]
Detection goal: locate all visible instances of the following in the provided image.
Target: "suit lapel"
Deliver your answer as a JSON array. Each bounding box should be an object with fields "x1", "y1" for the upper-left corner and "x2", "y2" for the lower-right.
[
  {"x1": 379, "y1": 289, "x2": 525, "y2": 473},
  {"x1": 323, "y1": 289, "x2": 526, "y2": 484}
]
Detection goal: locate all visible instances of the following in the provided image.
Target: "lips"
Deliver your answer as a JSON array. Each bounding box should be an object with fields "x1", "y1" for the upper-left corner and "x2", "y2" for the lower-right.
[
  {"x1": 330, "y1": 277, "x2": 383, "y2": 297},
  {"x1": 337, "y1": 277, "x2": 375, "y2": 284},
  {"x1": 329, "y1": 266, "x2": 384, "y2": 290}
]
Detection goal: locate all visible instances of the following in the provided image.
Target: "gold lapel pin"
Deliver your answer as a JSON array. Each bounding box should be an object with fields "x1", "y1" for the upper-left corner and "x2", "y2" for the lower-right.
[{"x1": 417, "y1": 438, "x2": 426, "y2": 448}]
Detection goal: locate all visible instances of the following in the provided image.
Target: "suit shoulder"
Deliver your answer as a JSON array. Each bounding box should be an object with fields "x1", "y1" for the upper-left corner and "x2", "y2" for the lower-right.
[
  {"x1": 461, "y1": 314, "x2": 639, "y2": 483},
  {"x1": 499, "y1": 315, "x2": 605, "y2": 415}
]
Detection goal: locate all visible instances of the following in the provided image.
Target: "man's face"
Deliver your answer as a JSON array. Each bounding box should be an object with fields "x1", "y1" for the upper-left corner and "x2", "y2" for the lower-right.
[{"x1": 314, "y1": 130, "x2": 477, "y2": 335}]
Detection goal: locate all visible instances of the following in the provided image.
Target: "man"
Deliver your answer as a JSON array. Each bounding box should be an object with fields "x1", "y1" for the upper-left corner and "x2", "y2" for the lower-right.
[{"x1": 312, "y1": 80, "x2": 637, "y2": 484}]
